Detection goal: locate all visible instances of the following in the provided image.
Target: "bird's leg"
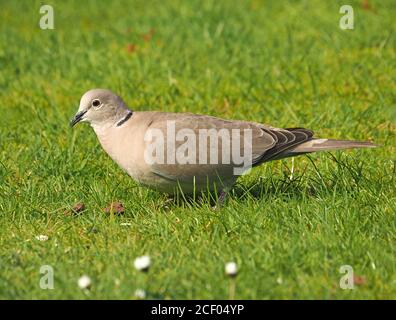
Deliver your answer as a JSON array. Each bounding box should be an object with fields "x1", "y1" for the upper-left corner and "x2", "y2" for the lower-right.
[
  {"x1": 212, "y1": 189, "x2": 229, "y2": 209},
  {"x1": 218, "y1": 190, "x2": 228, "y2": 205}
]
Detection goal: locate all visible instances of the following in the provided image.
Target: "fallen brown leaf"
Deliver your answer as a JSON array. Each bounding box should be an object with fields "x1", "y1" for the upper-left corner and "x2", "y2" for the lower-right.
[
  {"x1": 361, "y1": 0, "x2": 375, "y2": 12},
  {"x1": 126, "y1": 43, "x2": 137, "y2": 53},
  {"x1": 142, "y1": 28, "x2": 155, "y2": 42},
  {"x1": 103, "y1": 201, "x2": 125, "y2": 215},
  {"x1": 353, "y1": 275, "x2": 367, "y2": 286},
  {"x1": 64, "y1": 202, "x2": 86, "y2": 216}
]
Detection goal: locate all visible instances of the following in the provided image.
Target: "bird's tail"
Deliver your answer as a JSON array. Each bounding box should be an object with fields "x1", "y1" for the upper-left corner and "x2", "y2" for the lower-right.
[{"x1": 287, "y1": 138, "x2": 377, "y2": 156}]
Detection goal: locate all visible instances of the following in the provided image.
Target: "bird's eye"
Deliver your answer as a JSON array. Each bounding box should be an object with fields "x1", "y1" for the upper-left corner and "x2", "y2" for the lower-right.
[{"x1": 92, "y1": 99, "x2": 101, "y2": 108}]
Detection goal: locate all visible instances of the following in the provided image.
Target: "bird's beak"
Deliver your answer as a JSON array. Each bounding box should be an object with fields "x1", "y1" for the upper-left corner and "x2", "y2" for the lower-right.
[{"x1": 70, "y1": 110, "x2": 87, "y2": 127}]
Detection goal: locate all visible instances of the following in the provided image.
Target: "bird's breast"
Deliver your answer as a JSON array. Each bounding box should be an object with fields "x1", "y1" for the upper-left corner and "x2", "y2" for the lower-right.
[{"x1": 93, "y1": 124, "x2": 149, "y2": 181}]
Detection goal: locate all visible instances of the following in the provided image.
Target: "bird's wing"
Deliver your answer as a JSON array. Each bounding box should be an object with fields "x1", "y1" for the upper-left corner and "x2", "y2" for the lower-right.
[
  {"x1": 142, "y1": 112, "x2": 313, "y2": 184},
  {"x1": 252, "y1": 127, "x2": 314, "y2": 163}
]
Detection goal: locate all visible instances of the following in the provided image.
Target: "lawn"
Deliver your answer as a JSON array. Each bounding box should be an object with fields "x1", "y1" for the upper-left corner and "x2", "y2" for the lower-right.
[{"x1": 0, "y1": 0, "x2": 395, "y2": 299}]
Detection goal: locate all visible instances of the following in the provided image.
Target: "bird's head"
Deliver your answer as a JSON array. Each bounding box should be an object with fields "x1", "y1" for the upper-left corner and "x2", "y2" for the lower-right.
[{"x1": 70, "y1": 89, "x2": 131, "y2": 128}]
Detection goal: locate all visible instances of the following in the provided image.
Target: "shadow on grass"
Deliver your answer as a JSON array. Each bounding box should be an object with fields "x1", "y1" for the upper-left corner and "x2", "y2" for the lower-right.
[{"x1": 162, "y1": 154, "x2": 385, "y2": 208}]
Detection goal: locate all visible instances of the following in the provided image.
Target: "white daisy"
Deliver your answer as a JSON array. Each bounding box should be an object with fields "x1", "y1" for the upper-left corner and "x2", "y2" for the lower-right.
[
  {"x1": 78, "y1": 275, "x2": 92, "y2": 290},
  {"x1": 134, "y1": 255, "x2": 151, "y2": 272},
  {"x1": 134, "y1": 289, "x2": 146, "y2": 299},
  {"x1": 225, "y1": 262, "x2": 238, "y2": 277},
  {"x1": 36, "y1": 235, "x2": 49, "y2": 241}
]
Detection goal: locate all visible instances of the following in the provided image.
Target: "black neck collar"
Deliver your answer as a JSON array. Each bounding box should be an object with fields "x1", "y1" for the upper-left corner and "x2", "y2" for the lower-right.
[{"x1": 116, "y1": 111, "x2": 133, "y2": 127}]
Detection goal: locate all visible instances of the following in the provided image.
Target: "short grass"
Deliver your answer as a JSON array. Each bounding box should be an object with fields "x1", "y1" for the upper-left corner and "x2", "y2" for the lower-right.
[{"x1": 0, "y1": 0, "x2": 395, "y2": 299}]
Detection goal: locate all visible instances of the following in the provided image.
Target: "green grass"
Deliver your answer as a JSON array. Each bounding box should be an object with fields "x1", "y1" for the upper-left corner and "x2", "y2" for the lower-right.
[{"x1": 0, "y1": 0, "x2": 395, "y2": 299}]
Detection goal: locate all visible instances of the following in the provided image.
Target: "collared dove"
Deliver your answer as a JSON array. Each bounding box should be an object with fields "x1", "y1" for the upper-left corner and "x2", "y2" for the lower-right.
[{"x1": 70, "y1": 89, "x2": 376, "y2": 197}]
